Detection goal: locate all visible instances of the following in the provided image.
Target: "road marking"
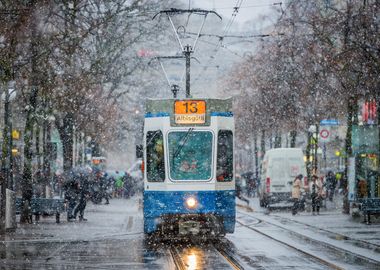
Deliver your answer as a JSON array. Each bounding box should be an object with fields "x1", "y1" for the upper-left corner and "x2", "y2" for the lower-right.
[{"x1": 126, "y1": 216, "x2": 133, "y2": 231}]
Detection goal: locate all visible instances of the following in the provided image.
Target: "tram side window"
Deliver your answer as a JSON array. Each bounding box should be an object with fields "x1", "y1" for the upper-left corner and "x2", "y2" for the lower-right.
[
  {"x1": 146, "y1": 131, "x2": 165, "y2": 182},
  {"x1": 216, "y1": 130, "x2": 233, "y2": 182}
]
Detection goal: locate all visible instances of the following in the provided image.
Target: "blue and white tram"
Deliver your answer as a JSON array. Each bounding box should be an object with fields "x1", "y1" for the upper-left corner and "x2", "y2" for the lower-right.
[{"x1": 143, "y1": 98, "x2": 235, "y2": 237}]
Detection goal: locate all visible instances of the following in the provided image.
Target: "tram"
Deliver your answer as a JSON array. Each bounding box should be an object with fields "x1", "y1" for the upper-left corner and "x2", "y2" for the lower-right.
[{"x1": 143, "y1": 98, "x2": 235, "y2": 237}]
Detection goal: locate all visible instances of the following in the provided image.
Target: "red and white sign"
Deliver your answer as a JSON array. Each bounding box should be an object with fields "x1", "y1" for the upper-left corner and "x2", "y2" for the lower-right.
[{"x1": 319, "y1": 128, "x2": 331, "y2": 142}]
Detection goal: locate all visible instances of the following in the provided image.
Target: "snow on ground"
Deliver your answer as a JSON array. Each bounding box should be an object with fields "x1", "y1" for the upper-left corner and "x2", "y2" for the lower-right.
[{"x1": 6, "y1": 197, "x2": 142, "y2": 243}]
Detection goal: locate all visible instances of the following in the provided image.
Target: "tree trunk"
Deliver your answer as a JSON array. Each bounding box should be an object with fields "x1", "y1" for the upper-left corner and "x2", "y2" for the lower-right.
[
  {"x1": 35, "y1": 124, "x2": 41, "y2": 172},
  {"x1": 269, "y1": 131, "x2": 273, "y2": 149},
  {"x1": 306, "y1": 130, "x2": 312, "y2": 180},
  {"x1": 377, "y1": 94, "x2": 380, "y2": 189},
  {"x1": 57, "y1": 113, "x2": 74, "y2": 172},
  {"x1": 290, "y1": 130, "x2": 297, "y2": 148},
  {"x1": 43, "y1": 119, "x2": 51, "y2": 197},
  {"x1": 343, "y1": 96, "x2": 356, "y2": 214},
  {"x1": 274, "y1": 131, "x2": 281, "y2": 148},
  {"x1": 20, "y1": 0, "x2": 39, "y2": 224},
  {"x1": 254, "y1": 133, "x2": 259, "y2": 180},
  {"x1": 260, "y1": 130, "x2": 266, "y2": 157},
  {"x1": 20, "y1": 87, "x2": 38, "y2": 223}
]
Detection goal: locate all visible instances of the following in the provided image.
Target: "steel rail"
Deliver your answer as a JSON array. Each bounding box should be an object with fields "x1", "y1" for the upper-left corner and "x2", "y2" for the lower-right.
[
  {"x1": 238, "y1": 210, "x2": 380, "y2": 265},
  {"x1": 270, "y1": 213, "x2": 380, "y2": 250},
  {"x1": 213, "y1": 243, "x2": 245, "y2": 270},
  {"x1": 169, "y1": 246, "x2": 187, "y2": 270},
  {"x1": 169, "y1": 241, "x2": 244, "y2": 270},
  {"x1": 236, "y1": 219, "x2": 344, "y2": 270}
]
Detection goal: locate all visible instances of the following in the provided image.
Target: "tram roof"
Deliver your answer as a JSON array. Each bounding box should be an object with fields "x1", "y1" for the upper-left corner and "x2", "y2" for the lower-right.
[{"x1": 145, "y1": 98, "x2": 232, "y2": 114}]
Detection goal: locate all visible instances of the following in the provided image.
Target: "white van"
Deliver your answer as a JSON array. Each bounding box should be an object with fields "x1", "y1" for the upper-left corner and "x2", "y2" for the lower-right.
[{"x1": 259, "y1": 148, "x2": 307, "y2": 207}]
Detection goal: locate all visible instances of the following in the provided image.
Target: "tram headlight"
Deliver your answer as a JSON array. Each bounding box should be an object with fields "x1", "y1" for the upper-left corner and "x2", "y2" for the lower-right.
[{"x1": 185, "y1": 196, "x2": 198, "y2": 209}]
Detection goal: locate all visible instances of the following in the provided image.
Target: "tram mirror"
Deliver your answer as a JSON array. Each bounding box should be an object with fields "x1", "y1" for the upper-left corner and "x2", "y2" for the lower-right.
[{"x1": 136, "y1": 144, "x2": 143, "y2": 159}]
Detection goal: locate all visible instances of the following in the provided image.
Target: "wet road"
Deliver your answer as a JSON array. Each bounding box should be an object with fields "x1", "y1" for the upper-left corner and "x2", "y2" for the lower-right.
[{"x1": 1, "y1": 197, "x2": 379, "y2": 269}]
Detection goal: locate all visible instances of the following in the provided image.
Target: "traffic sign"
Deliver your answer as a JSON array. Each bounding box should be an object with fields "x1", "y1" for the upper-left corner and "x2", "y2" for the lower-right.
[
  {"x1": 320, "y1": 119, "x2": 339, "y2": 126},
  {"x1": 319, "y1": 127, "x2": 331, "y2": 142}
]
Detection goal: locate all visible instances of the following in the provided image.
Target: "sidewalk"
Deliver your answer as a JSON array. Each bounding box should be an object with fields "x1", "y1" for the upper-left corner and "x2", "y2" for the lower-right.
[{"x1": 0, "y1": 197, "x2": 142, "y2": 243}]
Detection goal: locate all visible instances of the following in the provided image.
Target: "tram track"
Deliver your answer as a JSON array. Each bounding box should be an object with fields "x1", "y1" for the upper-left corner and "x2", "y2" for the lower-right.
[
  {"x1": 169, "y1": 240, "x2": 244, "y2": 270},
  {"x1": 236, "y1": 218, "x2": 344, "y2": 270},
  {"x1": 170, "y1": 246, "x2": 188, "y2": 270},
  {"x1": 213, "y1": 241, "x2": 245, "y2": 270},
  {"x1": 237, "y1": 210, "x2": 380, "y2": 269},
  {"x1": 269, "y1": 213, "x2": 380, "y2": 252}
]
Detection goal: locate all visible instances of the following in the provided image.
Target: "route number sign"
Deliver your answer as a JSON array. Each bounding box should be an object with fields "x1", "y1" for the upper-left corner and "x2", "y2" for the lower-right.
[{"x1": 174, "y1": 100, "x2": 206, "y2": 124}]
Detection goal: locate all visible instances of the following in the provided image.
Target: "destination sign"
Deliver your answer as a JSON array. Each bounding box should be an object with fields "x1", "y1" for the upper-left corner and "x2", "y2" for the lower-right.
[{"x1": 174, "y1": 100, "x2": 206, "y2": 124}]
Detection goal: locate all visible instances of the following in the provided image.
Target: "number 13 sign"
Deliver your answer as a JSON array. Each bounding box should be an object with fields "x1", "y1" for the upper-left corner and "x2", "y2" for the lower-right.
[{"x1": 174, "y1": 100, "x2": 206, "y2": 124}]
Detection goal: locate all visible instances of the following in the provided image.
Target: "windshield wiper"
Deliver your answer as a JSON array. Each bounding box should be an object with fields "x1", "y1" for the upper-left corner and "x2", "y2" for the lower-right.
[
  {"x1": 146, "y1": 130, "x2": 161, "y2": 147},
  {"x1": 172, "y1": 128, "x2": 194, "y2": 166}
]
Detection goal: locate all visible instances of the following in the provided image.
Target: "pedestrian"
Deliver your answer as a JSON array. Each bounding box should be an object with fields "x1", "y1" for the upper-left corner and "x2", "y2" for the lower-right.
[
  {"x1": 123, "y1": 172, "x2": 133, "y2": 199},
  {"x1": 292, "y1": 174, "x2": 303, "y2": 215},
  {"x1": 310, "y1": 175, "x2": 323, "y2": 215},
  {"x1": 63, "y1": 172, "x2": 79, "y2": 221},
  {"x1": 114, "y1": 171, "x2": 124, "y2": 198},
  {"x1": 100, "y1": 172, "x2": 111, "y2": 204},
  {"x1": 73, "y1": 171, "x2": 90, "y2": 221},
  {"x1": 244, "y1": 172, "x2": 255, "y2": 198},
  {"x1": 248, "y1": 177, "x2": 257, "y2": 197},
  {"x1": 325, "y1": 171, "x2": 337, "y2": 201},
  {"x1": 236, "y1": 174, "x2": 250, "y2": 205}
]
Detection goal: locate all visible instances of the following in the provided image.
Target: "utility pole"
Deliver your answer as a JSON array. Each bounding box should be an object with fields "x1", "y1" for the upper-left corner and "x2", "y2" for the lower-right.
[
  {"x1": 153, "y1": 9, "x2": 221, "y2": 98},
  {"x1": 1, "y1": 81, "x2": 16, "y2": 233},
  {"x1": 0, "y1": 84, "x2": 7, "y2": 234},
  {"x1": 184, "y1": 45, "x2": 191, "y2": 98},
  {"x1": 254, "y1": 133, "x2": 259, "y2": 180},
  {"x1": 314, "y1": 124, "x2": 319, "y2": 173}
]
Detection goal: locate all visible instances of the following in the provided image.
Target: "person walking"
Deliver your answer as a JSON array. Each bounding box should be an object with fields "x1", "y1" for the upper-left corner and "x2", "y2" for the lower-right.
[
  {"x1": 292, "y1": 174, "x2": 303, "y2": 215},
  {"x1": 325, "y1": 171, "x2": 337, "y2": 202},
  {"x1": 100, "y1": 172, "x2": 111, "y2": 204},
  {"x1": 114, "y1": 171, "x2": 124, "y2": 198},
  {"x1": 123, "y1": 172, "x2": 134, "y2": 199},
  {"x1": 311, "y1": 175, "x2": 323, "y2": 215},
  {"x1": 73, "y1": 171, "x2": 90, "y2": 221},
  {"x1": 64, "y1": 172, "x2": 79, "y2": 222},
  {"x1": 236, "y1": 174, "x2": 250, "y2": 205}
]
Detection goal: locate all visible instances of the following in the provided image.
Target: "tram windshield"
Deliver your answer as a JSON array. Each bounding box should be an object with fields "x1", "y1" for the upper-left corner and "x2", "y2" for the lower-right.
[{"x1": 168, "y1": 131, "x2": 213, "y2": 180}]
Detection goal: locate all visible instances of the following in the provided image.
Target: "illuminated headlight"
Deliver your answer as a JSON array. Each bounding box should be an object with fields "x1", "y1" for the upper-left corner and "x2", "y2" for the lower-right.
[{"x1": 185, "y1": 196, "x2": 198, "y2": 209}]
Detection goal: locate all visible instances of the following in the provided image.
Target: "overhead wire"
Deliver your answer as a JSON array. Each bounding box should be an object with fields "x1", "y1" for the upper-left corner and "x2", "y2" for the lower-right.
[
  {"x1": 192, "y1": 0, "x2": 245, "y2": 86},
  {"x1": 188, "y1": 36, "x2": 246, "y2": 58},
  {"x1": 214, "y1": 2, "x2": 282, "y2": 10}
]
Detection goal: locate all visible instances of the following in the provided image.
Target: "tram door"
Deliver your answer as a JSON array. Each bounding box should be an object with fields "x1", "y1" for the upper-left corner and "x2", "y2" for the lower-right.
[{"x1": 355, "y1": 154, "x2": 380, "y2": 199}]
